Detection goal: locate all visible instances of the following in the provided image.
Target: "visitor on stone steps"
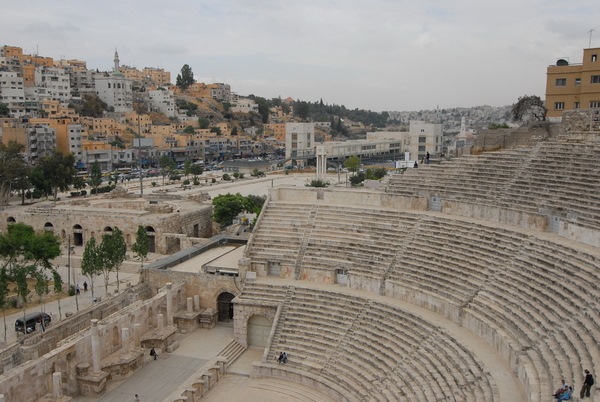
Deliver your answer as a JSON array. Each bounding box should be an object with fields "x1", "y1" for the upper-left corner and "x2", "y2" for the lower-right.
[
  {"x1": 150, "y1": 347, "x2": 157, "y2": 360},
  {"x1": 277, "y1": 351, "x2": 284, "y2": 364},
  {"x1": 558, "y1": 386, "x2": 572, "y2": 401},
  {"x1": 282, "y1": 352, "x2": 288, "y2": 364},
  {"x1": 580, "y1": 369, "x2": 594, "y2": 399},
  {"x1": 553, "y1": 379, "x2": 569, "y2": 398}
]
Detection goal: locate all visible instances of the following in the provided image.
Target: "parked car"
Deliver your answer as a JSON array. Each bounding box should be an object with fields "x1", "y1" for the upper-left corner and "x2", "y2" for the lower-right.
[{"x1": 15, "y1": 312, "x2": 51, "y2": 333}]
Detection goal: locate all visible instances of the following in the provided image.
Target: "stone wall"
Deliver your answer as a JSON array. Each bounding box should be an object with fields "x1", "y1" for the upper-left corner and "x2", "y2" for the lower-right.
[
  {"x1": 0, "y1": 198, "x2": 213, "y2": 254},
  {"x1": 0, "y1": 284, "x2": 149, "y2": 375},
  {"x1": 142, "y1": 269, "x2": 240, "y2": 312},
  {"x1": 0, "y1": 283, "x2": 179, "y2": 401},
  {"x1": 562, "y1": 109, "x2": 600, "y2": 134}
]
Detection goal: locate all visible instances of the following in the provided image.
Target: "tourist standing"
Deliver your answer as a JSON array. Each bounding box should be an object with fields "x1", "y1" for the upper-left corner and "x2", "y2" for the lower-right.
[{"x1": 580, "y1": 369, "x2": 594, "y2": 399}]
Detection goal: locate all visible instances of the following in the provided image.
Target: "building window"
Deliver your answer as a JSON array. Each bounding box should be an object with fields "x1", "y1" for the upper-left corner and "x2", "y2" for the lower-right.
[
  {"x1": 592, "y1": 54, "x2": 598, "y2": 62},
  {"x1": 575, "y1": 78, "x2": 581, "y2": 86},
  {"x1": 419, "y1": 136, "x2": 426, "y2": 143},
  {"x1": 554, "y1": 102, "x2": 565, "y2": 110},
  {"x1": 574, "y1": 102, "x2": 580, "y2": 109},
  {"x1": 591, "y1": 75, "x2": 600, "y2": 84},
  {"x1": 590, "y1": 101, "x2": 600, "y2": 108},
  {"x1": 555, "y1": 78, "x2": 567, "y2": 86}
]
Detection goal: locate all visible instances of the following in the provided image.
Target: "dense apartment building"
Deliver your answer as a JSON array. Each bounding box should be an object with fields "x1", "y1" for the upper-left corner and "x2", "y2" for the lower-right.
[
  {"x1": 1, "y1": 120, "x2": 57, "y2": 163},
  {"x1": 285, "y1": 123, "x2": 315, "y2": 164},
  {"x1": 546, "y1": 47, "x2": 600, "y2": 119}
]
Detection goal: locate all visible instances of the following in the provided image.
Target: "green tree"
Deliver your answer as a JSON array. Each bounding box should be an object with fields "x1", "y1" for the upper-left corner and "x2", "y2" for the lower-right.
[
  {"x1": 184, "y1": 157, "x2": 192, "y2": 178},
  {"x1": 349, "y1": 171, "x2": 366, "y2": 186},
  {"x1": 176, "y1": 64, "x2": 195, "y2": 90},
  {"x1": 212, "y1": 193, "x2": 252, "y2": 226},
  {"x1": 31, "y1": 150, "x2": 76, "y2": 199},
  {"x1": 131, "y1": 225, "x2": 150, "y2": 267},
  {"x1": 0, "y1": 266, "x2": 10, "y2": 342},
  {"x1": 0, "y1": 103, "x2": 9, "y2": 117},
  {"x1": 294, "y1": 101, "x2": 310, "y2": 121},
  {"x1": 81, "y1": 237, "x2": 101, "y2": 300},
  {"x1": 159, "y1": 155, "x2": 176, "y2": 185},
  {"x1": 344, "y1": 156, "x2": 361, "y2": 174},
  {"x1": 305, "y1": 179, "x2": 329, "y2": 187},
  {"x1": 80, "y1": 94, "x2": 108, "y2": 118},
  {"x1": 210, "y1": 126, "x2": 222, "y2": 135},
  {"x1": 89, "y1": 160, "x2": 102, "y2": 193},
  {"x1": 190, "y1": 164, "x2": 203, "y2": 179},
  {"x1": 51, "y1": 268, "x2": 64, "y2": 321},
  {"x1": 0, "y1": 223, "x2": 60, "y2": 336},
  {"x1": 198, "y1": 117, "x2": 210, "y2": 129},
  {"x1": 183, "y1": 125, "x2": 195, "y2": 134},
  {"x1": 0, "y1": 141, "x2": 31, "y2": 206},
  {"x1": 102, "y1": 227, "x2": 126, "y2": 293}
]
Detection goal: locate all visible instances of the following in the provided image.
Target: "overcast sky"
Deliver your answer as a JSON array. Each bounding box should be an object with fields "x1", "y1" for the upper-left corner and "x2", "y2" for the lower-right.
[{"x1": 1, "y1": 0, "x2": 598, "y2": 112}]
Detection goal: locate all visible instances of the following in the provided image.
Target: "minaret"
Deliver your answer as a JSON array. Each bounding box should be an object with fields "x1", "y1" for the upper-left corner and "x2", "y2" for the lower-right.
[
  {"x1": 460, "y1": 117, "x2": 466, "y2": 135},
  {"x1": 113, "y1": 49, "x2": 120, "y2": 73}
]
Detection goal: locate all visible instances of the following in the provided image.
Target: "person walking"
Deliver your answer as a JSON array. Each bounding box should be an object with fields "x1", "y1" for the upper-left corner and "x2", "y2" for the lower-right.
[
  {"x1": 83, "y1": 281, "x2": 88, "y2": 292},
  {"x1": 134, "y1": 394, "x2": 140, "y2": 402},
  {"x1": 150, "y1": 347, "x2": 157, "y2": 360},
  {"x1": 76, "y1": 284, "x2": 80, "y2": 295},
  {"x1": 580, "y1": 369, "x2": 594, "y2": 399}
]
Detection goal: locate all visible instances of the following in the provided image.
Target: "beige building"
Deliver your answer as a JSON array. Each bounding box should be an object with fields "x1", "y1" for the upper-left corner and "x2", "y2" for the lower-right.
[
  {"x1": 408, "y1": 121, "x2": 443, "y2": 161},
  {"x1": 546, "y1": 47, "x2": 600, "y2": 119}
]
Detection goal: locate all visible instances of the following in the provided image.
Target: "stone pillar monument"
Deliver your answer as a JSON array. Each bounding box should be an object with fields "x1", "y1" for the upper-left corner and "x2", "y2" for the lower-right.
[
  {"x1": 157, "y1": 313, "x2": 164, "y2": 333},
  {"x1": 187, "y1": 297, "x2": 193, "y2": 313},
  {"x1": 121, "y1": 328, "x2": 129, "y2": 354},
  {"x1": 194, "y1": 295, "x2": 200, "y2": 311},
  {"x1": 133, "y1": 323, "x2": 141, "y2": 346},
  {"x1": 316, "y1": 145, "x2": 327, "y2": 181},
  {"x1": 53, "y1": 372, "x2": 62, "y2": 398},
  {"x1": 166, "y1": 283, "x2": 173, "y2": 326},
  {"x1": 91, "y1": 319, "x2": 101, "y2": 373}
]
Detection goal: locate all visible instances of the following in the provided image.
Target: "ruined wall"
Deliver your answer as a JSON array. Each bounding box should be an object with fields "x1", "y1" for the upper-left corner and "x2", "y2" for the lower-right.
[
  {"x1": 0, "y1": 283, "x2": 178, "y2": 401},
  {"x1": 0, "y1": 199, "x2": 213, "y2": 254},
  {"x1": 142, "y1": 269, "x2": 240, "y2": 312},
  {"x1": 0, "y1": 284, "x2": 149, "y2": 375}
]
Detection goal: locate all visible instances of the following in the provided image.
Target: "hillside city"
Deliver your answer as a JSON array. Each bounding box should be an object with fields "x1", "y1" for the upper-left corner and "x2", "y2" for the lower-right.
[{"x1": 0, "y1": 45, "x2": 514, "y2": 177}]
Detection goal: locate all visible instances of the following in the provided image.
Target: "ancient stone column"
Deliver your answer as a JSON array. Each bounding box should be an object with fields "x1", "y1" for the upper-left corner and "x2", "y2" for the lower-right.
[
  {"x1": 121, "y1": 328, "x2": 129, "y2": 354},
  {"x1": 157, "y1": 313, "x2": 164, "y2": 333},
  {"x1": 187, "y1": 297, "x2": 193, "y2": 313},
  {"x1": 91, "y1": 319, "x2": 101, "y2": 373},
  {"x1": 133, "y1": 323, "x2": 141, "y2": 347},
  {"x1": 53, "y1": 372, "x2": 62, "y2": 398},
  {"x1": 193, "y1": 295, "x2": 200, "y2": 311},
  {"x1": 166, "y1": 282, "x2": 173, "y2": 326}
]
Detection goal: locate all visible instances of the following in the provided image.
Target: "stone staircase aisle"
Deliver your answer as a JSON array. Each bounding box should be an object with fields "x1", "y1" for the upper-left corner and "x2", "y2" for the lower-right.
[{"x1": 250, "y1": 378, "x2": 337, "y2": 402}]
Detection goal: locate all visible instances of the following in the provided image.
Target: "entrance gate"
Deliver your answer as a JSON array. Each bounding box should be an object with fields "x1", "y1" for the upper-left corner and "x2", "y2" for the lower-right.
[
  {"x1": 247, "y1": 315, "x2": 272, "y2": 347},
  {"x1": 217, "y1": 292, "x2": 235, "y2": 322}
]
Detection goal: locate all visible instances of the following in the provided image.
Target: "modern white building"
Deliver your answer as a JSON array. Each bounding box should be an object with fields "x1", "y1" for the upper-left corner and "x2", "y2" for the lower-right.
[
  {"x1": 0, "y1": 70, "x2": 25, "y2": 117},
  {"x1": 34, "y1": 67, "x2": 71, "y2": 106},
  {"x1": 95, "y1": 50, "x2": 133, "y2": 113},
  {"x1": 285, "y1": 123, "x2": 315, "y2": 163},
  {"x1": 148, "y1": 89, "x2": 175, "y2": 117},
  {"x1": 231, "y1": 98, "x2": 258, "y2": 113},
  {"x1": 408, "y1": 121, "x2": 443, "y2": 161}
]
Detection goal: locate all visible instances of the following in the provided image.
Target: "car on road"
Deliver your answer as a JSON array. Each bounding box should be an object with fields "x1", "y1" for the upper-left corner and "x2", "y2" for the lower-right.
[{"x1": 15, "y1": 312, "x2": 51, "y2": 333}]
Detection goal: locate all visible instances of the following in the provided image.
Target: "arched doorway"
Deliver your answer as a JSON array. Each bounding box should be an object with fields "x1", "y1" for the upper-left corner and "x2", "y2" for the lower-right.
[
  {"x1": 44, "y1": 222, "x2": 54, "y2": 232},
  {"x1": 73, "y1": 224, "x2": 83, "y2": 246},
  {"x1": 145, "y1": 226, "x2": 156, "y2": 253},
  {"x1": 6, "y1": 217, "x2": 16, "y2": 224},
  {"x1": 217, "y1": 292, "x2": 235, "y2": 322},
  {"x1": 247, "y1": 315, "x2": 273, "y2": 347}
]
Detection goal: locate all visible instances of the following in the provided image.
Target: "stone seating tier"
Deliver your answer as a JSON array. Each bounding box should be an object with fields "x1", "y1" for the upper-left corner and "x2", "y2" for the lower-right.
[{"x1": 257, "y1": 284, "x2": 500, "y2": 401}]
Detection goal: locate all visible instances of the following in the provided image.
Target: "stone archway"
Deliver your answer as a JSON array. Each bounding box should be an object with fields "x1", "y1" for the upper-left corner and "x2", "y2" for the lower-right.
[
  {"x1": 73, "y1": 224, "x2": 84, "y2": 246},
  {"x1": 217, "y1": 292, "x2": 235, "y2": 322},
  {"x1": 247, "y1": 315, "x2": 273, "y2": 347},
  {"x1": 145, "y1": 226, "x2": 156, "y2": 253}
]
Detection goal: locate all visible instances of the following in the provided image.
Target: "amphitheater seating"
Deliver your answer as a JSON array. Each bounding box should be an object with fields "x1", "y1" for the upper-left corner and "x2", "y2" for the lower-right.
[
  {"x1": 386, "y1": 139, "x2": 600, "y2": 231},
  {"x1": 254, "y1": 285, "x2": 499, "y2": 401},
  {"x1": 246, "y1": 198, "x2": 600, "y2": 401}
]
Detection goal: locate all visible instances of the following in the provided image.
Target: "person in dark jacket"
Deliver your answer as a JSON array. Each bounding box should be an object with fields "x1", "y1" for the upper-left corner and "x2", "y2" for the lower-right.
[{"x1": 580, "y1": 369, "x2": 594, "y2": 399}]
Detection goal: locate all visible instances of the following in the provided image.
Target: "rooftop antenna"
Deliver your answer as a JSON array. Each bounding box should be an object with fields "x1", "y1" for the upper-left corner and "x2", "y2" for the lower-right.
[{"x1": 588, "y1": 29, "x2": 595, "y2": 48}]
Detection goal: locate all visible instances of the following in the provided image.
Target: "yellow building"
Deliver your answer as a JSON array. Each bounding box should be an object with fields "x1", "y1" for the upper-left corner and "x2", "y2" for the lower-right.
[
  {"x1": 264, "y1": 123, "x2": 286, "y2": 142},
  {"x1": 546, "y1": 47, "x2": 600, "y2": 119}
]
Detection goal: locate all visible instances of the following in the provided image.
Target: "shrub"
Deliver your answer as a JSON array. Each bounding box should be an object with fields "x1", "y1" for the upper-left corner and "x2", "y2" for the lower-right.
[
  {"x1": 238, "y1": 173, "x2": 244, "y2": 179},
  {"x1": 151, "y1": 182, "x2": 157, "y2": 187},
  {"x1": 193, "y1": 179, "x2": 200, "y2": 185},
  {"x1": 232, "y1": 172, "x2": 240, "y2": 179},
  {"x1": 183, "y1": 179, "x2": 190, "y2": 185},
  {"x1": 306, "y1": 179, "x2": 329, "y2": 187},
  {"x1": 222, "y1": 173, "x2": 231, "y2": 181},
  {"x1": 211, "y1": 178, "x2": 216, "y2": 183},
  {"x1": 81, "y1": 190, "x2": 87, "y2": 196}
]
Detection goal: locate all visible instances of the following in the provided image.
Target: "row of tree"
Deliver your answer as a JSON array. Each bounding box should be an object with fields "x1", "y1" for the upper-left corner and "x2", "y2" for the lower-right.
[
  {"x1": 0, "y1": 142, "x2": 77, "y2": 205},
  {"x1": 0, "y1": 223, "x2": 150, "y2": 343}
]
